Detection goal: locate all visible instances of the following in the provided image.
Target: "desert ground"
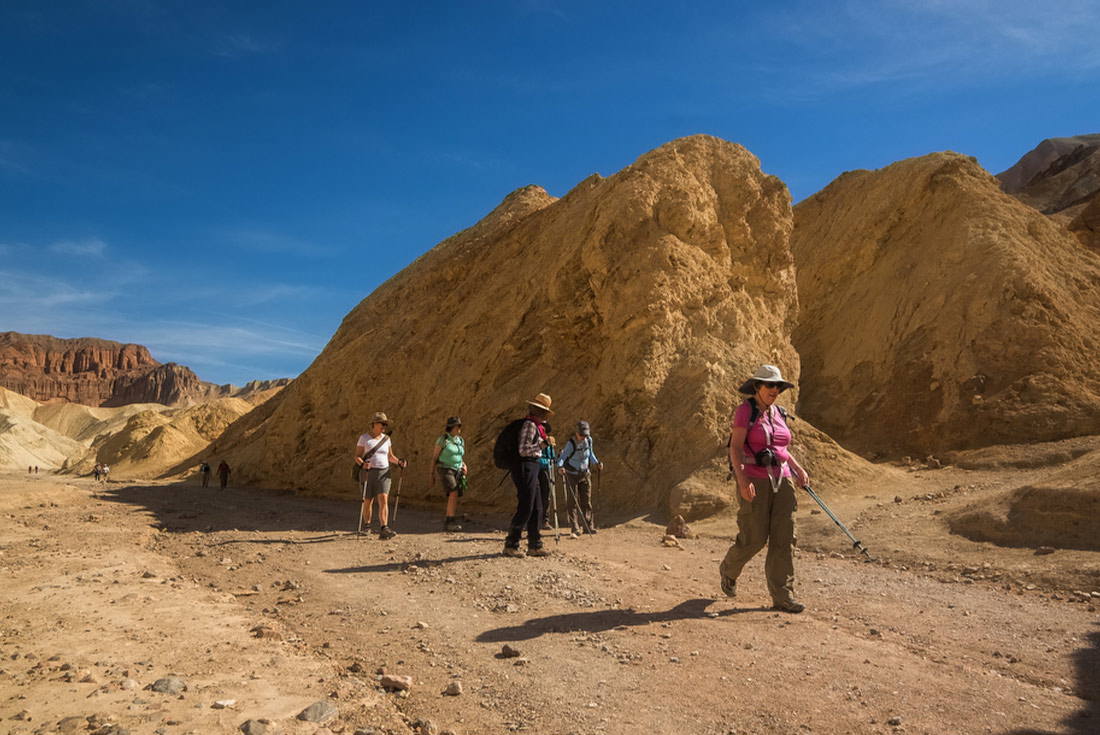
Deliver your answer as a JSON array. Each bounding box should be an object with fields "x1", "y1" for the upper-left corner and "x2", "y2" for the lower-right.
[{"x1": 2, "y1": 449, "x2": 1098, "y2": 735}]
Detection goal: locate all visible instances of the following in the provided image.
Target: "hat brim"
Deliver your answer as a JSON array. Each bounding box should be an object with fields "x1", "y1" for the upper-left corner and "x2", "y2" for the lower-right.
[
  {"x1": 738, "y1": 379, "x2": 794, "y2": 395},
  {"x1": 527, "y1": 401, "x2": 555, "y2": 415}
]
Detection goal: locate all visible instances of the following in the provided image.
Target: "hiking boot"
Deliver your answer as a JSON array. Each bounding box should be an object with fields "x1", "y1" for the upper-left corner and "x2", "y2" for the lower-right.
[
  {"x1": 443, "y1": 518, "x2": 463, "y2": 532},
  {"x1": 773, "y1": 598, "x2": 805, "y2": 614},
  {"x1": 569, "y1": 532, "x2": 579, "y2": 539},
  {"x1": 378, "y1": 525, "x2": 397, "y2": 540},
  {"x1": 502, "y1": 546, "x2": 525, "y2": 558},
  {"x1": 527, "y1": 547, "x2": 551, "y2": 557},
  {"x1": 720, "y1": 575, "x2": 737, "y2": 598}
]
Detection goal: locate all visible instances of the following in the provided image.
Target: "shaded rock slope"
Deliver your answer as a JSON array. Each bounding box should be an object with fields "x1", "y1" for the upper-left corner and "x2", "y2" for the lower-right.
[
  {"x1": 208, "y1": 135, "x2": 868, "y2": 518},
  {"x1": 997, "y1": 133, "x2": 1100, "y2": 251},
  {"x1": 0, "y1": 332, "x2": 289, "y2": 407},
  {"x1": 792, "y1": 153, "x2": 1100, "y2": 456}
]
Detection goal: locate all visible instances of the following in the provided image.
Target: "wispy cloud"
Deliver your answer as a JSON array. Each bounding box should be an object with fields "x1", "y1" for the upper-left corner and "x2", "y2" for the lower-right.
[
  {"x1": 0, "y1": 269, "x2": 114, "y2": 310},
  {"x1": 762, "y1": 0, "x2": 1100, "y2": 97},
  {"x1": 211, "y1": 32, "x2": 282, "y2": 58},
  {"x1": 50, "y1": 237, "x2": 106, "y2": 258},
  {"x1": 222, "y1": 228, "x2": 332, "y2": 257}
]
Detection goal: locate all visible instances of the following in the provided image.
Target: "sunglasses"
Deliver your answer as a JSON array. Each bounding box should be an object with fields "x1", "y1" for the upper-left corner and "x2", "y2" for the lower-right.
[{"x1": 757, "y1": 381, "x2": 781, "y2": 389}]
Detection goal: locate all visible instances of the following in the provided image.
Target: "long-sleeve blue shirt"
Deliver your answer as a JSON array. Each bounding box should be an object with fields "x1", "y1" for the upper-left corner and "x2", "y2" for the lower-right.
[{"x1": 556, "y1": 435, "x2": 599, "y2": 473}]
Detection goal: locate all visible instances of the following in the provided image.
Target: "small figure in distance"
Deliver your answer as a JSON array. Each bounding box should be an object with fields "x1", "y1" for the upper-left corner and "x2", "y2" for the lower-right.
[
  {"x1": 355, "y1": 412, "x2": 407, "y2": 540},
  {"x1": 537, "y1": 422, "x2": 555, "y2": 530},
  {"x1": 557, "y1": 420, "x2": 603, "y2": 537},
  {"x1": 216, "y1": 460, "x2": 230, "y2": 489},
  {"x1": 199, "y1": 461, "x2": 212, "y2": 488},
  {"x1": 502, "y1": 393, "x2": 554, "y2": 558},
  {"x1": 430, "y1": 416, "x2": 468, "y2": 532},
  {"x1": 719, "y1": 365, "x2": 809, "y2": 614}
]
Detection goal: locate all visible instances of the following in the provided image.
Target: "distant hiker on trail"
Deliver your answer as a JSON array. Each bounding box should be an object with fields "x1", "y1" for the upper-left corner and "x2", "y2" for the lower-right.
[
  {"x1": 93, "y1": 465, "x2": 101, "y2": 482},
  {"x1": 355, "y1": 412, "x2": 406, "y2": 540},
  {"x1": 199, "y1": 461, "x2": 212, "y2": 488},
  {"x1": 216, "y1": 460, "x2": 230, "y2": 489},
  {"x1": 430, "y1": 416, "x2": 467, "y2": 532},
  {"x1": 499, "y1": 393, "x2": 555, "y2": 558},
  {"x1": 557, "y1": 420, "x2": 603, "y2": 537},
  {"x1": 101, "y1": 464, "x2": 110, "y2": 482},
  {"x1": 720, "y1": 365, "x2": 809, "y2": 614}
]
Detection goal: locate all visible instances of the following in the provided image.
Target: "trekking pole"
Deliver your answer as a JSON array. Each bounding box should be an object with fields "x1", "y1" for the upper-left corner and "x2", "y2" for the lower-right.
[
  {"x1": 564, "y1": 477, "x2": 594, "y2": 535},
  {"x1": 592, "y1": 467, "x2": 600, "y2": 530},
  {"x1": 391, "y1": 464, "x2": 404, "y2": 523},
  {"x1": 547, "y1": 446, "x2": 561, "y2": 545},
  {"x1": 357, "y1": 465, "x2": 367, "y2": 539},
  {"x1": 800, "y1": 483, "x2": 872, "y2": 560}
]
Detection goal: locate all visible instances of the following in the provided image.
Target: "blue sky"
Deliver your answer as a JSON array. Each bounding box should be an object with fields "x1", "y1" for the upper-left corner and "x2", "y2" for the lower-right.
[{"x1": 2, "y1": 1, "x2": 1098, "y2": 386}]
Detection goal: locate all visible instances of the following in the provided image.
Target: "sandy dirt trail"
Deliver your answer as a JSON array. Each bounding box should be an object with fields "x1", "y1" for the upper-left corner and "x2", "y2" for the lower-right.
[{"x1": 1, "y1": 471, "x2": 1097, "y2": 735}]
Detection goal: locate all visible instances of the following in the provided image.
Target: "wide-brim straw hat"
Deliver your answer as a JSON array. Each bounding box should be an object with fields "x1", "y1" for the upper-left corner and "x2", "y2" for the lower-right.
[
  {"x1": 738, "y1": 365, "x2": 795, "y2": 395},
  {"x1": 527, "y1": 392, "x2": 554, "y2": 415},
  {"x1": 370, "y1": 411, "x2": 389, "y2": 425}
]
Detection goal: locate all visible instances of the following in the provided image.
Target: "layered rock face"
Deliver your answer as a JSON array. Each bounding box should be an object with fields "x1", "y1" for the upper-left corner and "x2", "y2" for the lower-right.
[
  {"x1": 0, "y1": 332, "x2": 289, "y2": 407},
  {"x1": 210, "y1": 136, "x2": 802, "y2": 516},
  {"x1": 997, "y1": 134, "x2": 1100, "y2": 250},
  {"x1": 0, "y1": 332, "x2": 159, "y2": 406},
  {"x1": 793, "y1": 153, "x2": 1100, "y2": 456}
]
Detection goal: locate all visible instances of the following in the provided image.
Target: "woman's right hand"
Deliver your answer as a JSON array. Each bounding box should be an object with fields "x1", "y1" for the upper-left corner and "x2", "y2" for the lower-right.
[{"x1": 739, "y1": 481, "x2": 756, "y2": 502}]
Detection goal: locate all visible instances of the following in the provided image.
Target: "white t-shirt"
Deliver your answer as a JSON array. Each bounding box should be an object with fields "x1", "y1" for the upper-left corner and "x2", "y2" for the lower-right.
[{"x1": 356, "y1": 434, "x2": 391, "y2": 469}]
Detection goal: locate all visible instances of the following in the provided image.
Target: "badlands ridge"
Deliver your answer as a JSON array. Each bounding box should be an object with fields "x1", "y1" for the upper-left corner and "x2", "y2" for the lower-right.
[{"x1": 3, "y1": 134, "x2": 1100, "y2": 527}]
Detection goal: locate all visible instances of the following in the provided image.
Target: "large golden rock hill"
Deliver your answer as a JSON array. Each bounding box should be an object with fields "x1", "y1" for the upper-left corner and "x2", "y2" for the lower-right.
[
  {"x1": 792, "y1": 153, "x2": 1100, "y2": 456},
  {"x1": 207, "y1": 136, "x2": 835, "y2": 517}
]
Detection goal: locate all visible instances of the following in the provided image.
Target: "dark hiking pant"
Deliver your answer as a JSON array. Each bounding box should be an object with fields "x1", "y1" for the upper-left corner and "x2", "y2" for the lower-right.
[
  {"x1": 719, "y1": 475, "x2": 798, "y2": 605},
  {"x1": 537, "y1": 465, "x2": 551, "y2": 526},
  {"x1": 563, "y1": 470, "x2": 592, "y2": 533},
  {"x1": 506, "y1": 458, "x2": 543, "y2": 550}
]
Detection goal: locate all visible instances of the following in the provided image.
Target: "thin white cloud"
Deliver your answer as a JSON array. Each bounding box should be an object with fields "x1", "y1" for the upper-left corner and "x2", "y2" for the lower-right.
[
  {"x1": 50, "y1": 237, "x2": 107, "y2": 258},
  {"x1": 764, "y1": 0, "x2": 1100, "y2": 97},
  {"x1": 222, "y1": 228, "x2": 332, "y2": 257},
  {"x1": 0, "y1": 270, "x2": 114, "y2": 310},
  {"x1": 211, "y1": 32, "x2": 282, "y2": 58}
]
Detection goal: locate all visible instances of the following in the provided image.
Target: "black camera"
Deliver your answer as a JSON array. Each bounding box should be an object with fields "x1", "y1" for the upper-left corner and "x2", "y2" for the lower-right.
[{"x1": 753, "y1": 448, "x2": 778, "y2": 467}]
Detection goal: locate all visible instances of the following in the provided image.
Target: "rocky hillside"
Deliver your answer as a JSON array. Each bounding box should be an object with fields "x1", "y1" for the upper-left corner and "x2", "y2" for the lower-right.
[
  {"x1": 207, "y1": 135, "x2": 880, "y2": 518},
  {"x1": 997, "y1": 133, "x2": 1100, "y2": 250},
  {"x1": 0, "y1": 332, "x2": 289, "y2": 407},
  {"x1": 792, "y1": 152, "x2": 1100, "y2": 456}
]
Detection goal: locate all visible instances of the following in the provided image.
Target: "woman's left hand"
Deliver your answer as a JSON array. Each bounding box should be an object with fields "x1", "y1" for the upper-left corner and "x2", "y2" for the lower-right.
[{"x1": 795, "y1": 468, "x2": 809, "y2": 486}]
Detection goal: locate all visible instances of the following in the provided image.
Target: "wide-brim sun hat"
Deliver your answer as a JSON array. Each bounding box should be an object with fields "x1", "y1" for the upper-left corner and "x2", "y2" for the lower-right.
[
  {"x1": 527, "y1": 392, "x2": 554, "y2": 415},
  {"x1": 738, "y1": 364, "x2": 795, "y2": 395},
  {"x1": 370, "y1": 411, "x2": 389, "y2": 425}
]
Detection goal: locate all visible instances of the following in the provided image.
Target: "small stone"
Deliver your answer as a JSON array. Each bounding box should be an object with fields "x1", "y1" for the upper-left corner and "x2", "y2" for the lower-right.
[
  {"x1": 297, "y1": 700, "x2": 339, "y2": 723},
  {"x1": 887, "y1": 716, "x2": 902, "y2": 726},
  {"x1": 1035, "y1": 546, "x2": 1055, "y2": 555},
  {"x1": 148, "y1": 676, "x2": 186, "y2": 694},
  {"x1": 893, "y1": 496, "x2": 903, "y2": 503},
  {"x1": 500, "y1": 644, "x2": 521, "y2": 658},
  {"x1": 381, "y1": 674, "x2": 413, "y2": 691},
  {"x1": 414, "y1": 621, "x2": 429, "y2": 629},
  {"x1": 444, "y1": 681, "x2": 463, "y2": 696},
  {"x1": 213, "y1": 699, "x2": 236, "y2": 709},
  {"x1": 120, "y1": 678, "x2": 139, "y2": 690},
  {"x1": 57, "y1": 716, "x2": 85, "y2": 734},
  {"x1": 239, "y1": 719, "x2": 269, "y2": 735}
]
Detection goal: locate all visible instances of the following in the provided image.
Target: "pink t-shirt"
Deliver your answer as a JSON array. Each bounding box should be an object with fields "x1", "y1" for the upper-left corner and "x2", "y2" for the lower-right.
[{"x1": 733, "y1": 401, "x2": 792, "y2": 479}]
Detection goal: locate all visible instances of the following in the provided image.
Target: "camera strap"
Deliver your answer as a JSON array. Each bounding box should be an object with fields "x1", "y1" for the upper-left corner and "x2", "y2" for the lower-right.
[{"x1": 758, "y1": 410, "x2": 782, "y2": 494}]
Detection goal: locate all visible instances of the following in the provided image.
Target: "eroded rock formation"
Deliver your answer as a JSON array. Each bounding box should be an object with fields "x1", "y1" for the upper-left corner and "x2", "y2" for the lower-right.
[
  {"x1": 0, "y1": 332, "x2": 289, "y2": 407},
  {"x1": 793, "y1": 153, "x2": 1100, "y2": 456},
  {"x1": 208, "y1": 136, "x2": 814, "y2": 517}
]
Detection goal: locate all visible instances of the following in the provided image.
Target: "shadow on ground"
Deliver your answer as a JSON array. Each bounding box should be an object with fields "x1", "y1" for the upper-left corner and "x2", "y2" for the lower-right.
[
  {"x1": 475, "y1": 597, "x2": 769, "y2": 642},
  {"x1": 91, "y1": 481, "x2": 506, "y2": 540}
]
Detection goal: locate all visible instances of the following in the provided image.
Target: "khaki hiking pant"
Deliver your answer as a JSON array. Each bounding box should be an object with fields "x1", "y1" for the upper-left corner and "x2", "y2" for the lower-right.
[{"x1": 719, "y1": 475, "x2": 798, "y2": 605}]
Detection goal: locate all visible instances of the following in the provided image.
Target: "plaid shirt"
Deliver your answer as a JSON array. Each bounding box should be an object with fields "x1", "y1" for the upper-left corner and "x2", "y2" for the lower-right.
[{"x1": 518, "y1": 418, "x2": 543, "y2": 458}]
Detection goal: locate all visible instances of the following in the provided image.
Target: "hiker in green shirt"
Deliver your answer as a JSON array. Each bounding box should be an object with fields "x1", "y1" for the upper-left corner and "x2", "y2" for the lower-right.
[{"x1": 430, "y1": 416, "x2": 467, "y2": 531}]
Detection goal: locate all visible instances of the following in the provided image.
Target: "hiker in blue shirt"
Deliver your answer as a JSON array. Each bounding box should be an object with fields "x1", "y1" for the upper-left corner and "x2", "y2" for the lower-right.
[{"x1": 556, "y1": 420, "x2": 603, "y2": 537}]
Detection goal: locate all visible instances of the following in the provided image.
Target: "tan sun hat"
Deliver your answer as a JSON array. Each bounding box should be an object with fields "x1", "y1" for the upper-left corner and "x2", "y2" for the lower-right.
[
  {"x1": 370, "y1": 411, "x2": 389, "y2": 425},
  {"x1": 527, "y1": 392, "x2": 554, "y2": 415},
  {"x1": 738, "y1": 365, "x2": 795, "y2": 395}
]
